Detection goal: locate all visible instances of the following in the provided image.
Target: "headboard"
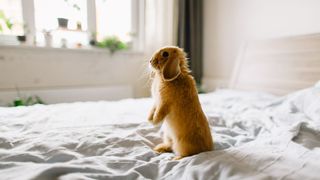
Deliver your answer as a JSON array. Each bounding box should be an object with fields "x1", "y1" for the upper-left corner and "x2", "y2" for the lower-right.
[{"x1": 230, "y1": 34, "x2": 320, "y2": 95}]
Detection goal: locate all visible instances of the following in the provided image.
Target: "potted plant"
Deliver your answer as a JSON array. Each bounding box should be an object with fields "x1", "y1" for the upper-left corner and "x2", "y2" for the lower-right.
[
  {"x1": 16, "y1": 24, "x2": 29, "y2": 43},
  {"x1": 89, "y1": 32, "x2": 97, "y2": 46},
  {"x1": 76, "y1": 21, "x2": 82, "y2": 30},
  {"x1": 42, "y1": 29, "x2": 52, "y2": 47},
  {"x1": 57, "y1": 18, "x2": 68, "y2": 28},
  {"x1": 96, "y1": 36, "x2": 128, "y2": 54},
  {"x1": 16, "y1": 35, "x2": 26, "y2": 42},
  {"x1": 8, "y1": 87, "x2": 45, "y2": 107},
  {"x1": 10, "y1": 95, "x2": 45, "y2": 107}
]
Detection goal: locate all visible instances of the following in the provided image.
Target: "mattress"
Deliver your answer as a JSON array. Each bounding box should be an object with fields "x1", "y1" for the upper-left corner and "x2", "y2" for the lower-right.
[{"x1": 0, "y1": 83, "x2": 319, "y2": 180}]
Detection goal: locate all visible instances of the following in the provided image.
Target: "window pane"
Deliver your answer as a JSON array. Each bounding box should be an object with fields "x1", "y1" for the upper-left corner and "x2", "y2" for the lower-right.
[
  {"x1": 0, "y1": 0, "x2": 24, "y2": 35},
  {"x1": 34, "y1": 0, "x2": 87, "y2": 31},
  {"x1": 95, "y1": 0, "x2": 132, "y2": 43},
  {"x1": 34, "y1": 0, "x2": 88, "y2": 47}
]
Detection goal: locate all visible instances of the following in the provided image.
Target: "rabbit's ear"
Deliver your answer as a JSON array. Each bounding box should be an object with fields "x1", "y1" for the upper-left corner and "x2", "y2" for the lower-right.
[{"x1": 162, "y1": 58, "x2": 181, "y2": 81}]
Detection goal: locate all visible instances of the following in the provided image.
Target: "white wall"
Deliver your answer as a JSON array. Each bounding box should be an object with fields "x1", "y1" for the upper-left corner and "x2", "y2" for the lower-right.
[
  {"x1": 203, "y1": 0, "x2": 320, "y2": 91},
  {"x1": 0, "y1": 46, "x2": 151, "y2": 105}
]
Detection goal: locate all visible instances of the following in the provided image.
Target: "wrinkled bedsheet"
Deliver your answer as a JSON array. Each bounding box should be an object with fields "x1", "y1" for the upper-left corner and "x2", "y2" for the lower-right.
[{"x1": 0, "y1": 83, "x2": 320, "y2": 180}]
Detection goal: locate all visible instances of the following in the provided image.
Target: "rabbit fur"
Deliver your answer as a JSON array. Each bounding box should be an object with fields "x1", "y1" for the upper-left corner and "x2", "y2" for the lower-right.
[{"x1": 148, "y1": 46, "x2": 214, "y2": 160}]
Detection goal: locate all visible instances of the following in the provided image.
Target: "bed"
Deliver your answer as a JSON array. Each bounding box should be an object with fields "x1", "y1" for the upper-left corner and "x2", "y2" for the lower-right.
[{"x1": 0, "y1": 34, "x2": 320, "y2": 180}]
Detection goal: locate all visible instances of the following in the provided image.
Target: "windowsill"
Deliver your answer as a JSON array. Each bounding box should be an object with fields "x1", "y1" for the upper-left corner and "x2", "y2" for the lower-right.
[{"x1": 0, "y1": 43, "x2": 144, "y2": 55}]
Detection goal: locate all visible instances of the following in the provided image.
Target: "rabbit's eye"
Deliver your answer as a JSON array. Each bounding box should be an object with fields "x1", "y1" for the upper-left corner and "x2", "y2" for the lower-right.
[{"x1": 162, "y1": 51, "x2": 169, "y2": 58}]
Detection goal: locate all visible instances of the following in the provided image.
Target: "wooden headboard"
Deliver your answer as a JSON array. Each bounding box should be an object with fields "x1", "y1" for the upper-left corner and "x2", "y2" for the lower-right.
[{"x1": 230, "y1": 34, "x2": 320, "y2": 95}]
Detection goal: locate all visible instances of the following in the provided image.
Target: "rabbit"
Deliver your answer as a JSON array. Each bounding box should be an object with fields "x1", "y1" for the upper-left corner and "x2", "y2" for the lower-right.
[{"x1": 148, "y1": 46, "x2": 214, "y2": 160}]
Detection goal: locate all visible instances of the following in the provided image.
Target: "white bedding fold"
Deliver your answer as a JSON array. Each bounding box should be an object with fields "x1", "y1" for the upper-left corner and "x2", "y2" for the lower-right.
[{"x1": 0, "y1": 84, "x2": 319, "y2": 180}]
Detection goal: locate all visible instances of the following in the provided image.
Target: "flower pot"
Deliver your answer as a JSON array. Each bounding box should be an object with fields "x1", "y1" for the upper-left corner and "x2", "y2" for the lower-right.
[
  {"x1": 17, "y1": 35, "x2": 26, "y2": 43},
  {"x1": 57, "y1": 18, "x2": 68, "y2": 28},
  {"x1": 89, "y1": 39, "x2": 96, "y2": 46},
  {"x1": 42, "y1": 30, "x2": 52, "y2": 47}
]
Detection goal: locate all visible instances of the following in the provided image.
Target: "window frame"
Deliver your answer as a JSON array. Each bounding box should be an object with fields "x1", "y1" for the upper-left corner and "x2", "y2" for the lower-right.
[{"x1": 0, "y1": 0, "x2": 145, "y2": 52}]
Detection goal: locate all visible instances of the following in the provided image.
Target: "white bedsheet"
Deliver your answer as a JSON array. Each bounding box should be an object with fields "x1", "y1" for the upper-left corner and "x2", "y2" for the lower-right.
[{"x1": 0, "y1": 83, "x2": 319, "y2": 180}]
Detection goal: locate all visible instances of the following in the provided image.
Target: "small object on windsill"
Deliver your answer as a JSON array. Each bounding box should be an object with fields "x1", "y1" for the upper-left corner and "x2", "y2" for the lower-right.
[
  {"x1": 89, "y1": 32, "x2": 97, "y2": 46},
  {"x1": 89, "y1": 39, "x2": 96, "y2": 46},
  {"x1": 57, "y1": 18, "x2": 68, "y2": 28},
  {"x1": 76, "y1": 21, "x2": 82, "y2": 31},
  {"x1": 96, "y1": 36, "x2": 128, "y2": 54},
  {"x1": 76, "y1": 42, "x2": 82, "y2": 48},
  {"x1": 17, "y1": 35, "x2": 26, "y2": 43},
  {"x1": 43, "y1": 30, "x2": 52, "y2": 47}
]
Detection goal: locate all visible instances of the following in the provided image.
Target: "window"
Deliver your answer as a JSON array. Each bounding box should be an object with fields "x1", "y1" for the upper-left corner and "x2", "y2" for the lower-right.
[
  {"x1": 95, "y1": 0, "x2": 132, "y2": 43},
  {"x1": 0, "y1": 0, "x2": 24, "y2": 35},
  {"x1": 0, "y1": 0, "x2": 144, "y2": 51},
  {"x1": 34, "y1": 0, "x2": 88, "y2": 31},
  {"x1": 34, "y1": 0, "x2": 88, "y2": 47}
]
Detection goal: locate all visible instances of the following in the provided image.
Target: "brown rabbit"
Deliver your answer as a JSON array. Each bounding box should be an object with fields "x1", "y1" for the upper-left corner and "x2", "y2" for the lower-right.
[{"x1": 148, "y1": 46, "x2": 214, "y2": 160}]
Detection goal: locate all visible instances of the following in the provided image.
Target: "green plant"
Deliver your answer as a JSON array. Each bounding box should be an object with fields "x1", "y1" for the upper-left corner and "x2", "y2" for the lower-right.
[
  {"x1": 0, "y1": 10, "x2": 13, "y2": 32},
  {"x1": 8, "y1": 95, "x2": 45, "y2": 107},
  {"x1": 96, "y1": 36, "x2": 128, "y2": 53}
]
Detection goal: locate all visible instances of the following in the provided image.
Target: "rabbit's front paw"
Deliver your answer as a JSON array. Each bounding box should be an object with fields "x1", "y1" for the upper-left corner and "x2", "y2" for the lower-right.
[
  {"x1": 148, "y1": 106, "x2": 156, "y2": 123},
  {"x1": 148, "y1": 113, "x2": 155, "y2": 125}
]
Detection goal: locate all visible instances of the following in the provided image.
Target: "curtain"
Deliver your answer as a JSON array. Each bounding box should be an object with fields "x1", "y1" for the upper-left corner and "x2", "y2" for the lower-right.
[
  {"x1": 177, "y1": 0, "x2": 203, "y2": 84},
  {"x1": 144, "y1": 0, "x2": 179, "y2": 55},
  {"x1": 141, "y1": 0, "x2": 179, "y2": 96}
]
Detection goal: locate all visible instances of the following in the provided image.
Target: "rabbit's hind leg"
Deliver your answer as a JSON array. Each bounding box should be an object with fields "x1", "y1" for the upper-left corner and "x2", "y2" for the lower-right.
[
  {"x1": 154, "y1": 143, "x2": 172, "y2": 154},
  {"x1": 154, "y1": 131, "x2": 173, "y2": 154}
]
